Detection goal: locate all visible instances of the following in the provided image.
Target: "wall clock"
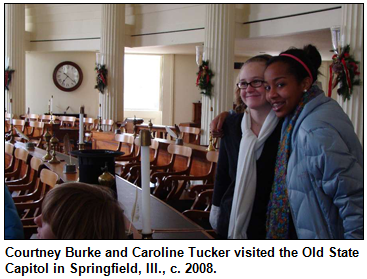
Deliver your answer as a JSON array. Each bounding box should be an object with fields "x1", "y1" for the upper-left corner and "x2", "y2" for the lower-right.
[{"x1": 53, "y1": 61, "x2": 83, "y2": 92}]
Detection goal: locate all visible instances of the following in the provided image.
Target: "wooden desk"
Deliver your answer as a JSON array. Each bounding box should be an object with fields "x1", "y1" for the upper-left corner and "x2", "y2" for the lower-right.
[
  {"x1": 116, "y1": 176, "x2": 213, "y2": 239},
  {"x1": 14, "y1": 142, "x2": 79, "y2": 183}
]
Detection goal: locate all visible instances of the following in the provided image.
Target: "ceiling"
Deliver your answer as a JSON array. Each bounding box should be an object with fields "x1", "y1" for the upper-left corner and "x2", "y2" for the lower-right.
[{"x1": 125, "y1": 28, "x2": 334, "y2": 61}]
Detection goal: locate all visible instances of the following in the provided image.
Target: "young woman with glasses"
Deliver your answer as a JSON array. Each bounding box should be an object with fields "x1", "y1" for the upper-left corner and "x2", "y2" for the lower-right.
[{"x1": 210, "y1": 55, "x2": 286, "y2": 239}]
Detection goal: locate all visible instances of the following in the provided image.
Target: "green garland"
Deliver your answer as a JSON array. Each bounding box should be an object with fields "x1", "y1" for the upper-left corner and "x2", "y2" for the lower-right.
[
  {"x1": 95, "y1": 64, "x2": 108, "y2": 94},
  {"x1": 329, "y1": 45, "x2": 361, "y2": 101},
  {"x1": 196, "y1": 60, "x2": 214, "y2": 98},
  {"x1": 5, "y1": 67, "x2": 15, "y2": 91}
]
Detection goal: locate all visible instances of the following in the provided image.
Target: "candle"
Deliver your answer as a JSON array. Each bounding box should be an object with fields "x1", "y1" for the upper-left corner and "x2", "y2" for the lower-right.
[
  {"x1": 50, "y1": 95, "x2": 53, "y2": 113},
  {"x1": 48, "y1": 100, "x2": 50, "y2": 113},
  {"x1": 99, "y1": 104, "x2": 102, "y2": 118},
  {"x1": 79, "y1": 106, "x2": 84, "y2": 144},
  {"x1": 140, "y1": 130, "x2": 152, "y2": 235}
]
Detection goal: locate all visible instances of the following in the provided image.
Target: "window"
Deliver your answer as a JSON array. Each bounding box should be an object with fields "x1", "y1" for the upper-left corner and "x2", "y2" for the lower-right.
[{"x1": 124, "y1": 54, "x2": 162, "y2": 111}]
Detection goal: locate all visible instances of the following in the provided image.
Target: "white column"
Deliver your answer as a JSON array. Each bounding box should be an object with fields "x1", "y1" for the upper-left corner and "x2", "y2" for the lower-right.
[
  {"x1": 337, "y1": 4, "x2": 363, "y2": 145},
  {"x1": 201, "y1": 4, "x2": 235, "y2": 145},
  {"x1": 5, "y1": 4, "x2": 26, "y2": 118},
  {"x1": 100, "y1": 4, "x2": 125, "y2": 123}
]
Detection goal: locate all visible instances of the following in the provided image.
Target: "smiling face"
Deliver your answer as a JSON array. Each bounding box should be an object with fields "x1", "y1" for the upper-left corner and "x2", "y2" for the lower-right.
[
  {"x1": 239, "y1": 62, "x2": 271, "y2": 111},
  {"x1": 264, "y1": 62, "x2": 310, "y2": 118},
  {"x1": 34, "y1": 214, "x2": 56, "y2": 239}
]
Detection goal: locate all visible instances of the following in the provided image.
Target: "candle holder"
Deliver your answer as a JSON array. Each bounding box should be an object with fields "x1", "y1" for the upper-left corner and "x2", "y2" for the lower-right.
[
  {"x1": 98, "y1": 116, "x2": 103, "y2": 132},
  {"x1": 48, "y1": 134, "x2": 60, "y2": 164},
  {"x1": 142, "y1": 233, "x2": 153, "y2": 240},
  {"x1": 206, "y1": 133, "x2": 216, "y2": 151},
  {"x1": 49, "y1": 112, "x2": 55, "y2": 124},
  {"x1": 42, "y1": 129, "x2": 52, "y2": 161},
  {"x1": 148, "y1": 119, "x2": 155, "y2": 139},
  {"x1": 78, "y1": 142, "x2": 85, "y2": 150}
]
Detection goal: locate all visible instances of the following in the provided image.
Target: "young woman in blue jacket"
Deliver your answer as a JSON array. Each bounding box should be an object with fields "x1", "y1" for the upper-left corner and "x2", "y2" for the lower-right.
[{"x1": 263, "y1": 45, "x2": 363, "y2": 239}]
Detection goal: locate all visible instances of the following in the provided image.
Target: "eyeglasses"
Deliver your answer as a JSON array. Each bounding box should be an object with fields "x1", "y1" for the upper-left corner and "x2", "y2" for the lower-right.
[{"x1": 237, "y1": 80, "x2": 264, "y2": 89}]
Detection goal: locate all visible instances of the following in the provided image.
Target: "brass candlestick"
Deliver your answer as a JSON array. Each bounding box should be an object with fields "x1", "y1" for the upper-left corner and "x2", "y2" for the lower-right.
[
  {"x1": 48, "y1": 134, "x2": 60, "y2": 164},
  {"x1": 206, "y1": 133, "x2": 216, "y2": 151},
  {"x1": 148, "y1": 119, "x2": 155, "y2": 139},
  {"x1": 42, "y1": 129, "x2": 52, "y2": 161},
  {"x1": 98, "y1": 116, "x2": 103, "y2": 132}
]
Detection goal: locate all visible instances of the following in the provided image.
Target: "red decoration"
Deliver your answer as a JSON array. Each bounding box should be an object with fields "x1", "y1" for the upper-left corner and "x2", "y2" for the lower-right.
[
  {"x1": 5, "y1": 67, "x2": 15, "y2": 91},
  {"x1": 328, "y1": 45, "x2": 360, "y2": 100}
]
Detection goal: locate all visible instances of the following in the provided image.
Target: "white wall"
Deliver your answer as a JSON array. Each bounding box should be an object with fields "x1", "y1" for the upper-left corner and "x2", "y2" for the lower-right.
[
  {"x1": 173, "y1": 55, "x2": 202, "y2": 125},
  {"x1": 26, "y1": 51, "x2": 98, "y2": 118}
]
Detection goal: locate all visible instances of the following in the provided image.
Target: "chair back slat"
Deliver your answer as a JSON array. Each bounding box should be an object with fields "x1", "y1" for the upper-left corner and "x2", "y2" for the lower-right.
[
  {"x1": 59, "y1": 116, "x2": 76, "y2": 127},
  {"x1": 101, "y1": 119, "x2": 114, "y2": 131},
  {"x1": 40, "y1": 169, "x2": 59, "y2": 188},
  {"x1": 30, "y1": 157, "x2": 44, "y2": 172},
  {"x1": 167, "y1": 144, "x2": 192, "y2": 158},
  {"x1": 29, "y1": 121, "x2": 44, "y2": 129},
  {"x1": 26, "y1": 114, "x2": 40, "y2": 121},
  {"x1": 206, "y1": 150, "x2": 219, "y2": 163},
  {"x1": 15, "y1": 148, "x2": 29, "y2": 162},
  {"x1": 5, "y1": 142, "x2": 14, "y2": 156},
  {"x1": 40, "y1": 115, "x2": 57, "y2": 122}
]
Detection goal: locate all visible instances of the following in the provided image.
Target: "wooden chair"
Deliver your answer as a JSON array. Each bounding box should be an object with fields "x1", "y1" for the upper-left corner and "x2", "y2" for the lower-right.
[
  {"x1": 11, "y1": 118, "x2": 26, "y2": 132},
  {"x1": 5, "y1": 112, "x2": 13, "y2": 120},
  {"x1": 182, "y1": 190, "x2": 214, "y2": 231},
  {"x1": 179, "y1": 126, "x2": 201, "y2": 145},
  {"x1": 82, "y1": 118, "x2": 95, "y2": 142},
  {"x1": 101, "y1": 119, "x2": 114, "y2": 132},
  {"x1": 5, "y1": 148, "x2": 30, "y2": 181},
  {"x1": 25, "y1": 114, "x2": 40, "y2": 122},
  {"x1": 120, "y1": 138, "x2": 161, "y2": 183},
  {"x1": 5, "y1": 113, "x2": 13, "y2": 132},
  {"x1": 115, "y1": 133, "x2": 135, "y2": 159},
  {"x1": 7, "y1": 157, "x2": 46, "y2": 197},
  {"x1": 26, "y1": 121, "x2": 45, "y2": 147},
  {"x1": 83, "y1": 117, "x2": 95, "y2": 130},
  {"x1": 5, "y1": 142, "x2": 15, "y2": 172},
  {"x1": 150, "y1": 144, "x2": 193, "y2": 200},
  {"x1": 40, "y1": 114, "x2": 57, "y2": 123},
  {"x1": 15, "y1": 168, "x2": 59, "y2": 239},
  {"x1": 161, "y1": 150, "x2": 218, "y2": 201},
  {"x1": 59, "y1": 116, "x2": 76, "y2": 127}
]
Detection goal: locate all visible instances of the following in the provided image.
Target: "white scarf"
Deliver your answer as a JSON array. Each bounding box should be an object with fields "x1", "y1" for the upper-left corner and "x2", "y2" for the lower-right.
[{"x1": 228, "y1": 109, "x2": 279, "y2": 239}]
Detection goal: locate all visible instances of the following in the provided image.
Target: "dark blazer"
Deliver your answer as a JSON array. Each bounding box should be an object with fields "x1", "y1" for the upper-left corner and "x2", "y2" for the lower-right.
[{"x1": 212, "y1": 113, "x2": 282, "y2": 239}]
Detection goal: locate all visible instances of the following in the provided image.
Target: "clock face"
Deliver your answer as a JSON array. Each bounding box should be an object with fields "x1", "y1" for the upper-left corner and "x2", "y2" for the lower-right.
[{"x1": 53, "y1": 61, "x2": 83, "y2": 92}]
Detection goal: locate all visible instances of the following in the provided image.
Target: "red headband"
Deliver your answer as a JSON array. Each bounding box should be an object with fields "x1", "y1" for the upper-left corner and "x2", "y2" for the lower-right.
[{"x1": 280, "y1": 54, "x2": 313, "y2": 83}]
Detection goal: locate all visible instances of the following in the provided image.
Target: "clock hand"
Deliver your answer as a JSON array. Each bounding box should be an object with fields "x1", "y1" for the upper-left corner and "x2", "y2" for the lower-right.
[{"x1": 66, "y1": 76, "x2": 76, "y2": 83}]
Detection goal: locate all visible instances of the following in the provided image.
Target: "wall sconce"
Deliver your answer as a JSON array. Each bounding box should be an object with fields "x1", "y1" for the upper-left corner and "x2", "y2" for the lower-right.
[
  {"x1": 96, "y1": 52, "x2": 105, "y2": 66},
  {"x1": 330, "y1": 26, "x2": 342, "y2": 55},
  {"x1": 196, "y1": 45, "x2": 204, "y2": 66}
]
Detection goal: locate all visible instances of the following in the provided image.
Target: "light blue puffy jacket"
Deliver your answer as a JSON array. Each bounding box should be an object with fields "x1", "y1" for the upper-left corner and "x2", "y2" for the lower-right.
[{"x1": 285, "y1": 87, "x2": 363, "y2": 239}]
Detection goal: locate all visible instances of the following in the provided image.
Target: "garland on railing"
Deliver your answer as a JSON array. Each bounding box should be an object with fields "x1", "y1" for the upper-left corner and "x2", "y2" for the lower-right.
[
  {"x1": 95, "y1": 64, "x2": 108, "y2": 94},
  {"x1": 5, "y1": 67, "x2": 15, "y2": 91},
  {"x1": 328, "y1": 45, "x2": 361, "y2": 101},
  {"x1": 196, "y1": 60, "x2": 214, "y2": 98}
]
